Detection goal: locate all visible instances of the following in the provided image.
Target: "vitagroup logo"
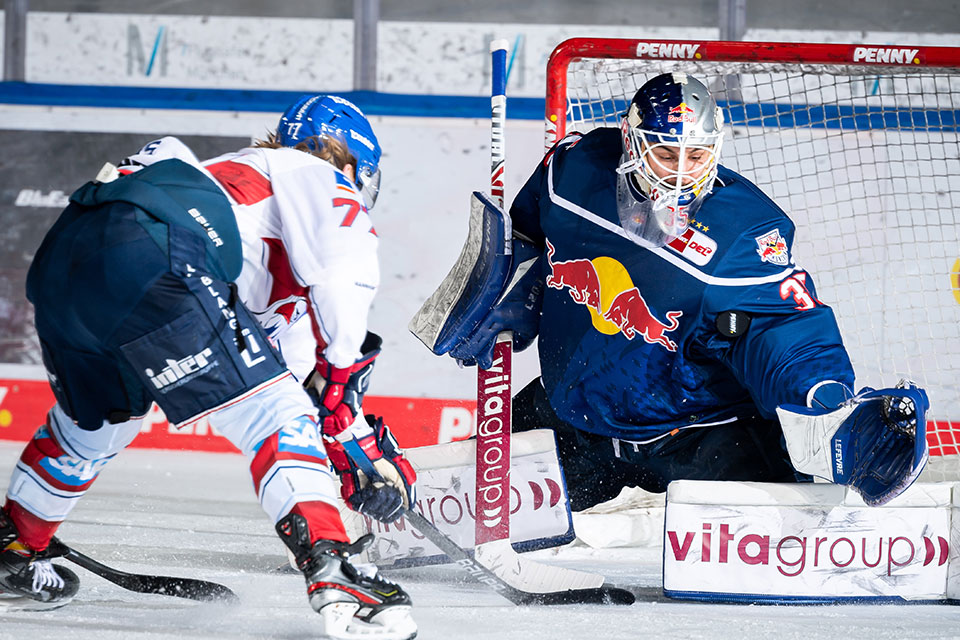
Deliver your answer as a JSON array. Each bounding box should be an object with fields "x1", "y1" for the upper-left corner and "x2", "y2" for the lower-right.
[
  {"x1": 667, "y1": 522, "x2": 949, "y2": 578},
  {"x1": 635, "y1": 42, "x2": 701, "y2": 60},
  {"x1": 852, "y1": 47, "x2": 920, "y2": 65}
]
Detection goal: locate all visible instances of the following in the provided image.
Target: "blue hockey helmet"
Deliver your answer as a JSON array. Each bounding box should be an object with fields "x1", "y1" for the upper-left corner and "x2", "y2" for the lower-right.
[
  {"x1": 617, "y1": 73, "x2": 724, "y2": 210},
  {"x1": 277, "y1": 94, "x2": 382, "y2": 209}
]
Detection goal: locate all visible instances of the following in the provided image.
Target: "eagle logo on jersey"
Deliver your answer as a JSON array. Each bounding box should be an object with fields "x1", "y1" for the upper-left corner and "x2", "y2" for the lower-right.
[
  {"x1": 256, "y1": 295, "x2": 308, "y2": 343},
  {"x1": 545, "y1": 239, "x2": 682, "y2": 351},
  {"x1": 755, "y1": 228, "x2": 789, "y2": 266}
]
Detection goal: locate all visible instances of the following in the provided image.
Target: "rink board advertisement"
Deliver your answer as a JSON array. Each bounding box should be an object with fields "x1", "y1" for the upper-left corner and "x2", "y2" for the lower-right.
[
  {"x1": 0, "y1": 129, "x2": 251, "y2": 365},
  {"x1": 0, "y1": 374, "x2": 478, "y2": 450},
  {"x1": 663, "y1": 480, "x2": 960, "y2": 603},
  {"x1": 344, "y1": 431, "x2": 576, "y2": 566}
]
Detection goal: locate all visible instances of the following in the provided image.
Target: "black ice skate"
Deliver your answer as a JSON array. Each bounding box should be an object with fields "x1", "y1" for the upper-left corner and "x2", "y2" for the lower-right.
[
  {"x1": 0, "y1": 511, "x2": 79, "y2": 611},
  {"x1": 277, "y1": 514, "x2": 417, "y2": 640}
]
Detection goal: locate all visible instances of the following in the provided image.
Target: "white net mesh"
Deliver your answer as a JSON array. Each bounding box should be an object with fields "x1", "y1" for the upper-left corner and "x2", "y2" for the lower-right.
[{"x1": 557, "y1": 55, "x2": 960, "y2": 480}]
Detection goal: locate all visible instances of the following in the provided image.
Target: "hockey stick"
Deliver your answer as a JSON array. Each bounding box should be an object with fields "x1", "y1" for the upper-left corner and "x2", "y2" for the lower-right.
[
  {"x1": 47, "y1": 537, "x2": 238, "y2": 602},
  {"x1": 339, "y1": 438, "x2": 634, "y2": 606},
  {"x1": 469, "y1": 39, "x2": 626, "y2": 600},
  {"x1": 475, "y1": 36, "x2": 513, "y2": 558}
]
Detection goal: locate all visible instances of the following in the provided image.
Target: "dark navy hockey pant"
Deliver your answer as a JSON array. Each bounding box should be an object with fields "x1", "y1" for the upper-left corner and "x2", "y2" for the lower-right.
[
  {"x1": 26, "y1": 201, "x2": 285, "y2": 430},
  {"x1": 512, "y1": 378, "x2": 804, "y2": 511}
]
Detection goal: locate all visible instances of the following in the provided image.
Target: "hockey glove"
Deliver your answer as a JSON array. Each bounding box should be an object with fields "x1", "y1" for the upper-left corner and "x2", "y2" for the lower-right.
[
  {"x1": 777, "y1": 380, "x2": 930, "y2": 506},
  {"x1": 325, "y1": 415, "x2": 417, "y2": 523},
  {"x1": 306, "y1": 332, "x2": 381, "y2": 436},
  {"x1": 448, "y1": 235, "x2": 544, "y2": 369}
]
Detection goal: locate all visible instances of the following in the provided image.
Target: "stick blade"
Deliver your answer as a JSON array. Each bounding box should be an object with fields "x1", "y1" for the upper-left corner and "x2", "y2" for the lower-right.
[
  {"x1": 60, "y1": 544, "x2": 238, "y2": 603},
  {"x1": 518, "y1": 586, "x2": 636, "y2": 606}
]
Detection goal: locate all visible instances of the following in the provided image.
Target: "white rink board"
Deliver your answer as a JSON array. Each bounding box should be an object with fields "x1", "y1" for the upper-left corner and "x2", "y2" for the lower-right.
[
  {"x1": 664, "y1": 480, "x2": 958, "y2": 602},
  {"x1": 344, "y1": 430, "x2": 575, "y2": 567}
]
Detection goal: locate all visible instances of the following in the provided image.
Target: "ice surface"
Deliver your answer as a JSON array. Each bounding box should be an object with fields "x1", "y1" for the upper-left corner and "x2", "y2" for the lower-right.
[{"x1": 2, "y1": 441, "x2": 960, "y2": 640}]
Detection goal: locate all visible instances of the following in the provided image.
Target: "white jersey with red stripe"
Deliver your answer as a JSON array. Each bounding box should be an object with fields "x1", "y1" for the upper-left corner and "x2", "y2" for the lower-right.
[
  {"x1": 203, "y1": 146, "x2": 379, "y2": 372},
  {"x1": 118, "y1": 136, "x2": 378, "y2": 374}
]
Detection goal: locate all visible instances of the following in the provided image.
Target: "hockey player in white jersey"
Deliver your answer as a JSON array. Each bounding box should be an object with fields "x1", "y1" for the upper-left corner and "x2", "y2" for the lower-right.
[{"x1": 0, "y1": 95, "x2": 417, "y2": 639}]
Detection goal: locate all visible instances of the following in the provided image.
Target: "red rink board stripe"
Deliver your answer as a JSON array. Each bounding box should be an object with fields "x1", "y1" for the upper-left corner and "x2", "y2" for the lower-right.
[
  {"x1": 0, "y1": 377, "x2": 956, "y2": 455},
  {"x1": 0, "y1": 378, "x2": 477, "y2": 451}
]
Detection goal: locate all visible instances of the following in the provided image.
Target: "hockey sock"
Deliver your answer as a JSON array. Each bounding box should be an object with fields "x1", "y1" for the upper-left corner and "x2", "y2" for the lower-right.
[
  {"x1": 249, "y1": 415, "x2": 348, "y2": 543},
  {"x1": 2, "y1": 501, "x2": 61, "y2": 552},
  {"x1": 4, "y1": 424, "x2": 112, "y2": 551}
]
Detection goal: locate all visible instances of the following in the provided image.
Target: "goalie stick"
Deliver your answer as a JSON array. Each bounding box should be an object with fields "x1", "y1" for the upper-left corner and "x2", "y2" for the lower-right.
[
  {"x1": 47, "y1": 537, "x2": 238, "y2": 602},
  {"x1": 339, "y1": 437, "x2": 634, "y2": 606},
  {"x1": 429, "y1": 39, "x2": 630, "y2": 605}
]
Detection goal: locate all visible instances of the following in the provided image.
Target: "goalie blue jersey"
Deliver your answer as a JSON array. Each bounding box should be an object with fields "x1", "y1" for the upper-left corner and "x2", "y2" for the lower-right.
[{"x1": 511, "y1": 128, "x2": 855, "y2": 442}]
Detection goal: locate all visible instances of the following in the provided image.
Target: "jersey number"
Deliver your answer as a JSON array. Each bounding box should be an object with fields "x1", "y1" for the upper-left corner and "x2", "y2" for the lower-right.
[
  {"x1": 779, "y1": 272, "x2": 819, "y2": 311},
  {"x1": 333, "y1": 198, "x2": 362, "y2": 227}
]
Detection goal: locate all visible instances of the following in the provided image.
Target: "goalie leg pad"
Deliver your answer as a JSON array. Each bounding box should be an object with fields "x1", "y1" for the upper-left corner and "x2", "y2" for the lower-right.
[{"x1": 663, "y1": 479, "x2": 955, "y2": 603}]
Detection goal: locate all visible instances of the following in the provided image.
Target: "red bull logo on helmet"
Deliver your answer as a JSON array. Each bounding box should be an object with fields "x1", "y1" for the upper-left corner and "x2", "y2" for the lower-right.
[
  {"x1": 755, "y1": 228, "x2": 790, "y2": 266},
  {"x1": 667, "y1": 102, "x2": 696, "y2": 124},
  {"x1": 545, "y1": 239, "x2": 682, "y2": 352}
]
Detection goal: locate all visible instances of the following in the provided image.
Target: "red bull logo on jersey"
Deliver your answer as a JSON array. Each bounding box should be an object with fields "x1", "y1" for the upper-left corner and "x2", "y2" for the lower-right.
[
  {"x1": 545, "y1": 239, "x2": 682, "y2": 352},
  {"x1": 755, "y1": 229, "x2": 789, "y2": 266},
  {"x1": 668, "y1": 102, "x2": 696, "y2": 124}
]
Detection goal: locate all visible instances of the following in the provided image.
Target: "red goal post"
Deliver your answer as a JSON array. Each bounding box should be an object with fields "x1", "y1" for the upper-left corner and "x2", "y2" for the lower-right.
[{"x1": 544, "y1": 38, "x2": 960, "y2": 478}]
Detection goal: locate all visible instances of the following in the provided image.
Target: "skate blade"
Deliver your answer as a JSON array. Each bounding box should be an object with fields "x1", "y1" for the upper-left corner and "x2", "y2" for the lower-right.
[
  {"x1": 0, "y1": 591, "x2": 73, "y2": 612},
  {"x1": 319, "y1": 601, "x2": 417, "y2": 640}
]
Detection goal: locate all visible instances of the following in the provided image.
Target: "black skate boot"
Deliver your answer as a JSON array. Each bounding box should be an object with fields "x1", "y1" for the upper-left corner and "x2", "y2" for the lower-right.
[
  {"x1": 0, "y1": 509, "x2": 79, "y2": 611},
  {"x1": 276, "y1": 514, "x2": 417, "y2": 640}
]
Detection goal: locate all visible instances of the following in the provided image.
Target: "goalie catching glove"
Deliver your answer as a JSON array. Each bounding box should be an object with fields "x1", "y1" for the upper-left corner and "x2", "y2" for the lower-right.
[
  {"x1": 325, "y1": 415, "x2": 417, "y2": 523},
  {"x1": 777, "y1": 380, "x2": 930, "y2": 506}
]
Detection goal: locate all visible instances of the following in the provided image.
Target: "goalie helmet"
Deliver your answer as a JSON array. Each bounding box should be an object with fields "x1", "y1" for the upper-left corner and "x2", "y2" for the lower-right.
[
  {"x1": 614, "y1": 73, "x2": 724, "y2": 248},
  {"x1": 277, "y1": 95, "x2": 382, "y2": 210}
]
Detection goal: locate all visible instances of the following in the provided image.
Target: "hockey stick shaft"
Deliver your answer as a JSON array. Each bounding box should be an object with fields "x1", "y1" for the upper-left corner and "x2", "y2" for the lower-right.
[
  {"x1": 339, "y1": 438, "x2": 634, "y2": 606},
  {"x1": 475, "y1": 38, "x2": 514, "y2": 549},
  {"x1": 48, "y1": 537, "x2": 237, "y2": 602},
  {"x1": 490, "y1": 39, "x2": 507, "y2": 208}
]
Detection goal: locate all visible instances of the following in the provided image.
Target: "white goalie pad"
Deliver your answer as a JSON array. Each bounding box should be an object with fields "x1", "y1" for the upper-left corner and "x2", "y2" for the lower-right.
[
  {"x1": 663, "y1": 480, "x2": 960, "y2": 604},
  {"x1": 341, "y1": 429, "x2": 575, "y2": 567}
]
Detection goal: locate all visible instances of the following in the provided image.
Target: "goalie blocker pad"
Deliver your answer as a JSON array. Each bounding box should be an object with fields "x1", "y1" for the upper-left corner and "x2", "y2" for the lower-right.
[
  {"x1": 340, "y1": 429, "x2": 576, "y2": 568},
  {"x1": 663, "y1": 480, "x2": 960, "y2": 604},
  {"x1": 409, "y1": 191, "x2": 512, "y2": 354}
]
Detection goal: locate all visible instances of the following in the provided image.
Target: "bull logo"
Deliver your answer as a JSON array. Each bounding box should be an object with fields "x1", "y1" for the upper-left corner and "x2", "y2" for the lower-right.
[
  {"x1": 544, "y1": 239, "x2": 682, "y2": 351},
  {"x1": 755, "y1": 228, "x2": 789, "y2": 266},
  {"x1": 604, "y1": 288, "x2": 682, "y2": 351},
  {"x1": 545, "y1": 239, "x2": 601, "y2": 311}
]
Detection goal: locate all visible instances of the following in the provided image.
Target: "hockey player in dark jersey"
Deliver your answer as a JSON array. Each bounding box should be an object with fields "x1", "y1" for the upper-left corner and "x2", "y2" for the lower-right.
[{"x1": 417, "y1": 72, "x2": 928, "y2": 512}]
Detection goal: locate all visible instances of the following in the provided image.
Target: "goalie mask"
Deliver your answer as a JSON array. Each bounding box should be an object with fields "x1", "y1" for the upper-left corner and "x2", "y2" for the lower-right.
[
  {"x1": 277, "y1": 94, "x2": 383, "y2": 210},
  {"x1": 616, "y1": 73, "x2": 724, "y2": 248}
]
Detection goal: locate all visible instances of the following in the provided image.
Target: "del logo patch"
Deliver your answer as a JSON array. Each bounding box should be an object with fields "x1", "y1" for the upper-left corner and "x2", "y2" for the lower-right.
[
  {"x1": 755, "y1": 229, "x2": 789, "y2": 266},
  {"x1": 668, "y1": 226, "x2": 716, "y2": 266}
]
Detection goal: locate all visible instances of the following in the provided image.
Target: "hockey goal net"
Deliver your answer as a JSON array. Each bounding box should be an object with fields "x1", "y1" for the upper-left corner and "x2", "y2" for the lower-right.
[{"x1": 545, "y1": 38, "x2": 960, "y2": 481}]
